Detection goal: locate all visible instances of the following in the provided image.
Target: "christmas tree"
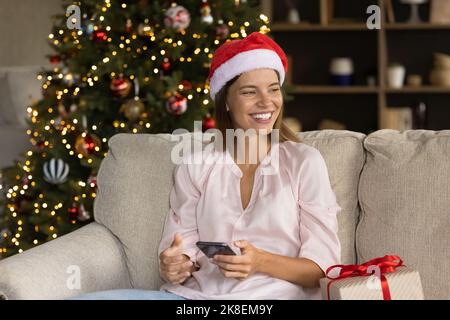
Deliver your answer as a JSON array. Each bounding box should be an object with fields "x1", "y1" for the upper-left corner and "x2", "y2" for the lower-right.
[{"x1": 0, "y1": 0, "x2": 269, "y2": 258}]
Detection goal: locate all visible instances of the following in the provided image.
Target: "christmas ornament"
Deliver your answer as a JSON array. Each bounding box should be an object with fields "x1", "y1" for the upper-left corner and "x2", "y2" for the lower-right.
[
  {"x1": 120, "y1": 78, "x2": 145, "y2": 121},
  {"x1": 92, "y1": 29, "x2": 107, "y2": 43},
  {"x1": 166, "y1": 93, "x2": 187, "y2": 115},
  {"x1": 180, "y1": 80, "x2": 192, "y2": 91},
  {"x1": 202, "y1": 113, "x2": 216, "y2": 131},
  {"x1": 120, "y1": 98, "x2": 145, "y2": 122},
  {"x1": 75, "y1": 133, "x2": 101, "y2": 157},
  {"x1": 68, "y1": 203, "x2": 78, "y2": 220},
  {"x1": 87, "y1": 173, "x2": 97, "y2": 189},
  {"x1": 125, "y1": 18, "x2": 133, "y2": 33},
  {"x1": 164, "y1": 5, "x2": 191, "y2": 32},
  {"x1": 43, "y1": 158, "x2": 70, "y2": 184},
  {"x1": 162, "y1": 57, "x2": 171, "y2": 76},
  {"x1": 49, "y1": 54, "x2": 61, "y2": 65},
  {"x1": 201, "y1": 0, "x2": 214, "y2": 24},
  {"x1": 36, "y1": 140, "x2": 46, "y2": 150},
  {"x1": 110, "y1": 75, "x2": 131, "y2": 98},
  {"x1": 77, "y1": 203, "x2": 91, "y2": 221},
  {"x1": 216, "y1": 21, "x2": 229, "y2": 39}
]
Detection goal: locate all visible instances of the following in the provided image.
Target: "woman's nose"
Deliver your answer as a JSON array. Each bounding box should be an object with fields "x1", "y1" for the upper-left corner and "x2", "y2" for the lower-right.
[{"x1": 257, "y1": 92, "x2": 272, "y2": 106}]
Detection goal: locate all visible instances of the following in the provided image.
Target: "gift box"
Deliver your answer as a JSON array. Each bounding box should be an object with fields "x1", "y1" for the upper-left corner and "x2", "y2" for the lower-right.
[{"x1": 320, "y1": 255, "x2": 424, "y2": 300}]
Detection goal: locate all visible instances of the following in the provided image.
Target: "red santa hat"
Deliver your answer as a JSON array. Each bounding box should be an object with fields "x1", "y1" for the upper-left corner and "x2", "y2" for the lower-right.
[{"x1": 207, "y1": 32, "x2": 288, "y2": 101}]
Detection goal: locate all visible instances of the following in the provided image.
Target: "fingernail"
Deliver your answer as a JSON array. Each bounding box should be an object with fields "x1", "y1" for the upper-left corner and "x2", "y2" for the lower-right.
[{"x1": 185, "y1": 272, "x2": 190, "y2": 277}]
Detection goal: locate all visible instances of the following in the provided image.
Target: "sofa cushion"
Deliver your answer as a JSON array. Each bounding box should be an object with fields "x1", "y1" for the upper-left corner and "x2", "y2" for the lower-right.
[
  {"x1": 94, "y1": 133, "x2": 183, "y2": 289},
  {"x1": 299, "y1": 130, "x2": 366, "y2": 265},
  {"x1": 357, "y1": 129, "x2": 450, "y2": 299},
  {"x1": 94, "y1": 130, "x2": 366, "y2": 289}
]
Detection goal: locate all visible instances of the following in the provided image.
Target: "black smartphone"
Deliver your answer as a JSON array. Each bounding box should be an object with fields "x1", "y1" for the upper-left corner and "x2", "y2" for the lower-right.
[{"x1": 196, "y1": 241, "x2": 237, "y2": 258}]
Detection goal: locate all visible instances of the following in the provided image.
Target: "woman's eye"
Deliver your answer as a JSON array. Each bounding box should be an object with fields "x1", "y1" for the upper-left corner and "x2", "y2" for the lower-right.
[
  {"x1": 242, "y1": 91, "x2": 255, "y2": 95},
  {"x1": 271, "y1": 88, "x2": 280, "y2": 92}
]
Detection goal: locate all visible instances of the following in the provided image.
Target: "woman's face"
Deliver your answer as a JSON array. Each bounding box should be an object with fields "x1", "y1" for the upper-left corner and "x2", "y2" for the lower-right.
[{"x1": 226, "y1": 68, "x2": 282, "y2": 134}]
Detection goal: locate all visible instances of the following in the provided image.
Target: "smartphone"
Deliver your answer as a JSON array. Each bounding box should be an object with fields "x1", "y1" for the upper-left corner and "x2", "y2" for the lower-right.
[{"x1": 196, "y1": 241, "x2": 237, "y2": 258}]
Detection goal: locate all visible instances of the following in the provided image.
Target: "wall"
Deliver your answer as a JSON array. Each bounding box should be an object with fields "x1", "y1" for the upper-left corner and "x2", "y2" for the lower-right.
[{"x1": 0, "y1": 0, "x2": 61, "y2": 67}]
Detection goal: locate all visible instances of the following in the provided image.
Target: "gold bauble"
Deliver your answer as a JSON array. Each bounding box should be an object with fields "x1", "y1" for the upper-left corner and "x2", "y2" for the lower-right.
[{"x1": 120, "y1": 98, "x2": 145, "y2": 121}]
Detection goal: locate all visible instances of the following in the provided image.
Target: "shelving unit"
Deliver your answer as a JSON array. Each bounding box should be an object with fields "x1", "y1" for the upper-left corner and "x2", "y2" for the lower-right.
[{"x1": 260, "y1": 0, "x2": 450, "y2": 133}]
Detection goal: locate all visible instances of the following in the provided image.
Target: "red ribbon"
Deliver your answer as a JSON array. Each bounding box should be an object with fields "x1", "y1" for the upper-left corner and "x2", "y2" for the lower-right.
[{"x1": 325, "y1": 255, "x2": 404, "y2": 300}]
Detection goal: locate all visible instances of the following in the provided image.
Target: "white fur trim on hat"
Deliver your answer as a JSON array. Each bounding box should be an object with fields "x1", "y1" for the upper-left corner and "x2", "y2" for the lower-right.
[{"x1": 209, "y1": 49, "x2": 285, "y2": 100}]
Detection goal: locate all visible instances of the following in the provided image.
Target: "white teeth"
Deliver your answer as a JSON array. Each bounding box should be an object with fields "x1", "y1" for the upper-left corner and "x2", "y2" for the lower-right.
[{"x1": 251, "y1": 112, "x2": 272, "y2": 120}]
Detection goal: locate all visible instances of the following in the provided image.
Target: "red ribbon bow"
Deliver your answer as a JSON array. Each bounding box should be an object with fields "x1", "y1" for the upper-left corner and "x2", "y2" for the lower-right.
[{"x1": 325, "y1": 255, "x2": 404, "y2": 300}]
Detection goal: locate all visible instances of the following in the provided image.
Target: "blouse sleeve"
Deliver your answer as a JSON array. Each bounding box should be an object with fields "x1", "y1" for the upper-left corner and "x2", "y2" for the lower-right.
[
  {"x1": 296, "y1": 147, "x2": 342, "y2": 274},
  {"x1": 158, "y1": 162, "x2": 201, "y2": 264}
]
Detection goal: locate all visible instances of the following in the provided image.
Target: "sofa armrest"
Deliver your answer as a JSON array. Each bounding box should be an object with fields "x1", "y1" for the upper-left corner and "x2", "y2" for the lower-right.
[{"x1": 0, "y1": 222, "x2": 132, "y2": 300}]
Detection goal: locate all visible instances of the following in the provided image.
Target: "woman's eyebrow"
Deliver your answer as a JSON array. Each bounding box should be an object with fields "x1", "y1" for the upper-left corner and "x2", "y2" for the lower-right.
[
  {"x1": 238, "y1": 85, "x2": 257, "y2": 90},
  {"x1": 239, "y1": 82, "x2": 280, "y2": 90}
]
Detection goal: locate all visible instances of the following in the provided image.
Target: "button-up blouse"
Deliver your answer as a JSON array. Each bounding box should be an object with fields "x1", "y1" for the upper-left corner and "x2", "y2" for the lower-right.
[{"x1": 158, "y1": 140, "x2": 341, "y2": 300}]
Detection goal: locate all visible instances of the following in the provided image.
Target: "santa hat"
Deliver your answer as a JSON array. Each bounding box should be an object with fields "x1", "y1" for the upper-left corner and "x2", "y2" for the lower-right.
[{"x1": 207, "y1": 32, "x2": 288, "y2": 101}]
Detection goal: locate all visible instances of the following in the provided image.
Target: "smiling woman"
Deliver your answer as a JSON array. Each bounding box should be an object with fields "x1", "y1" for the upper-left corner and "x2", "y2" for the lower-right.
[
  {"x1": 211, "y1": 33, "x2": 301, "y2": 152},
  {"x1": 70, "y1": 32, "x2": 342, "y2": 301},
  {"x1": 155, "y1": 32, "x2": 342, "y2": 300}
]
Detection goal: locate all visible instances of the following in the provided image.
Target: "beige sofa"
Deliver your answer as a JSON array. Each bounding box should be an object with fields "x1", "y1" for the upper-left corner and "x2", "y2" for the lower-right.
[{"x1": 0, "y1": 129, "x2": 449, "y2": 300}]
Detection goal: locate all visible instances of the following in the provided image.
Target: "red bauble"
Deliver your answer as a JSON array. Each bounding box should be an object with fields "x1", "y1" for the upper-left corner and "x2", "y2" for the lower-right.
[
  {"x1": 110, "y1": 77, "x2": 131, "y2": 98},
  {"x1": 216, "y1": 23, "x2": 229, "y2": 39},
  {"x1": 68, "y1": 205, "x2": 79, "y2": 220},
  {"x1": 75, "y1": 133, "x2": 101, "y2": 157},
  {"x1": 87, "y1": 174, "x2": 97, "y2": 189},
  {"x1": 180, "y1": 80, "x2": 192, "y2": 91},
  {"x1": 162, "y1": 57, "x2": 171, "y2": 76},
  {"x1": 92, "y1": 30, "x2": 108, "y2": 43},
  {"x1": 50, "y1": 54, "x2": 61, "y2": 64},
  {"x1": 165, "y1": 93, "x2": 187, "y2": 115},
  {"x1": 125, "y1": 19, "x2": 133, "y2": 33},
  {"x1": 202, "y1": 114, "x2": 216, "y2": 131}
]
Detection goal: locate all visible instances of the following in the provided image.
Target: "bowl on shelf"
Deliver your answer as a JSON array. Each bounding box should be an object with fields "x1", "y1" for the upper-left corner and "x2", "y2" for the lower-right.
[{"x1": 330, "y1": 57, "x2": 354, "y2": 86}]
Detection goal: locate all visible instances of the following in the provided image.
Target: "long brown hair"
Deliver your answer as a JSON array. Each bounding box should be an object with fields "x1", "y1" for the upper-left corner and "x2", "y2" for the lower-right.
[{"x1": 213, "y1": 71, "x2": 302, "y2": 149}]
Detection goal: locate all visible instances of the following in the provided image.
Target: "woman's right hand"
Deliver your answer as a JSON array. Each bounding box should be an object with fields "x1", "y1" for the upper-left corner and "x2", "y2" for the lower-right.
[{"x1": 159, "y1": 233, "x2": 198, "y2": 285}]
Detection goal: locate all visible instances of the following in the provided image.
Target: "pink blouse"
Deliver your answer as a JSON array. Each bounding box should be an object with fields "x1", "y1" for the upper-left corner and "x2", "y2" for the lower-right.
[{"x1": 158, "y1": 140, "x2": 341, "y2": 300}]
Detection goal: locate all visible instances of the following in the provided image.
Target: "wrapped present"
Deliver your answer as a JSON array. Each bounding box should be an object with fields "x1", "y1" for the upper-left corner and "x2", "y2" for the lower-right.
[{"x1": 320, "y1": 255, "x2": 424, "y2": 300}]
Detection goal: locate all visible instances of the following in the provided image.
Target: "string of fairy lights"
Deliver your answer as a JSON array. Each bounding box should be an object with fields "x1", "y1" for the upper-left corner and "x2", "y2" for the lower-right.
[{"x1": 0, "y1": 0, "x2": 270, "y2": 255}]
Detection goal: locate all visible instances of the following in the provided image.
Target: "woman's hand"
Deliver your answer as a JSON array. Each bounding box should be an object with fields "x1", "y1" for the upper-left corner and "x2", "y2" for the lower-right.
[
  {"x1": 213, "y1": 240, "x2": 263, "y2": 280},
  {"x1": 159, "y1": 233, "x2": 198, "y2": 285}
]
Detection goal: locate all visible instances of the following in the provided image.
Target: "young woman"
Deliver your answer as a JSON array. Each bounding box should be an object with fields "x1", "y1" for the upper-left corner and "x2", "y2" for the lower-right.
[
  {"x1": 158, "y1": 32, "x2": 341, "y2": 300},
  {"x1": 70, "y1": 32, "x2": 341, "y2": 300}
]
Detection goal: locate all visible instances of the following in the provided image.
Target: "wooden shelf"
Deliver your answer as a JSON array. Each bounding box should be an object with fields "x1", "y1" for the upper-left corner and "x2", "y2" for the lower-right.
[
  {"x1": 271, "y1": 23, "x2": 370, "y2": 32},
  {"x1": 287, "y1": 85, "x2": 379, "y2": 94},
  {"x1": 385, "y1": 86, "x2": 450, "y2": 94},
  {"x1": 385, "y1": 23, "x2": 450, "y2": 30},
  {"x1": 261, "y1": 0, "x2": 450, "y2": 132}
]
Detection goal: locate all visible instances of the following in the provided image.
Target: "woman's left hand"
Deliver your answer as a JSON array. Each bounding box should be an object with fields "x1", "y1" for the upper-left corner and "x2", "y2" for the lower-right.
[{"x1": 213, "y1": 240, "x2": 264, "y2": 280}]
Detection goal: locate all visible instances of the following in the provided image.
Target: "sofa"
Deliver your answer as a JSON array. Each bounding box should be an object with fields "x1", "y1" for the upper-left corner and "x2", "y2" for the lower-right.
[{"x1": 0, "y1": 129, "x2": 449, "y2": 300}]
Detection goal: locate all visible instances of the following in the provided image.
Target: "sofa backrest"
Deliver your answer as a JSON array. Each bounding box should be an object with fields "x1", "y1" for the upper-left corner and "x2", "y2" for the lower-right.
[
  {"x1": 299, "y1": 130, "x2": 366, "y2": 265},
  {"x1": 94, "y1": 131, "x2": 365, "y2": 290},
  {"x1": 357, "y1": 129, "x2": 450, "y2": 299}
]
